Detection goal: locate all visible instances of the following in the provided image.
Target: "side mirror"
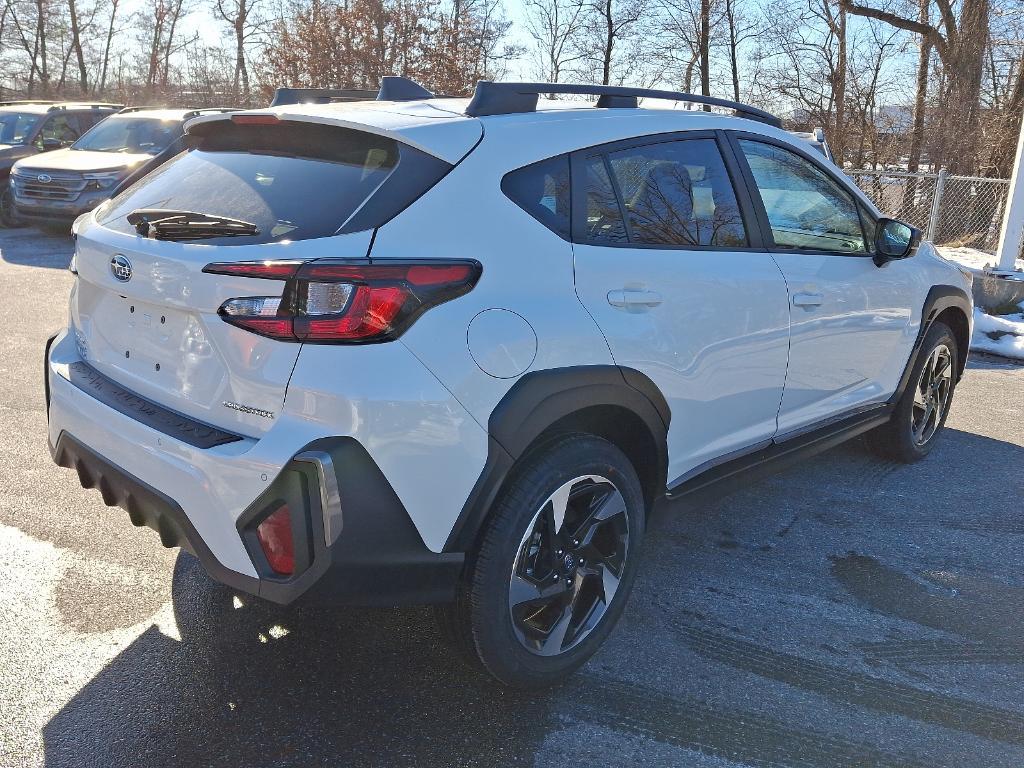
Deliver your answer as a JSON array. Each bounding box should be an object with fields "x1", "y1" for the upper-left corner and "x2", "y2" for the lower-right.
[
  {"x1": 873, "y1": 218, "x2": 921, "y2": 266},
  {"x1": 40, "y1": 137, "x2": 64, "y2": 151}
]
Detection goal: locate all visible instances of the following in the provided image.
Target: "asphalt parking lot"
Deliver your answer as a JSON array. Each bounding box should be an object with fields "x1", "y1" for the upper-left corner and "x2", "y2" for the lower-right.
[{"x1": 2, "y1": 225, "x2": 1024, "y2": 768}]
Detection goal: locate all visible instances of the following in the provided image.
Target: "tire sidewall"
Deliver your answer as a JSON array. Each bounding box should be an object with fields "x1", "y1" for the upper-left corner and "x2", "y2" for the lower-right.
[
  {"x1": 468, "y1": 434, "x2": 646, "y2": 687},
  {"x1": 896, "y1": 322, "x2": 958, "y2": 459}
]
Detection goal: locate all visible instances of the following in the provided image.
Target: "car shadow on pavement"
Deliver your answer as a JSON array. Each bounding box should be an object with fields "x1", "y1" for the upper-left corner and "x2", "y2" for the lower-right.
[
  {"x1": 0, "y1": 227, "x2": 72, "y2": 269},
  {"x1": 41, "y1": 428, "x2": 1024, "y2": 768},
  {"x1": 41, "y1": 553, "x2": 556, "y2": 768}
]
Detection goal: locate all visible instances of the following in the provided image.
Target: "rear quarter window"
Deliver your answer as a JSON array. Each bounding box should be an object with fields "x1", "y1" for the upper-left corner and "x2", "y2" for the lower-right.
[
  {"x1": 501, "y1": 155, "x2": 571, "y2": 239},
  {"x1": 98, "y1": 121, "x2": 449, "y2": 245}
]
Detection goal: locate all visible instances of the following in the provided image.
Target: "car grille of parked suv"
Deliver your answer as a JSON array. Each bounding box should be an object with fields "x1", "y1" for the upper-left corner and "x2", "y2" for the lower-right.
[{"x1": 11, "y1": 169, "x2": 86, "y2": 202}]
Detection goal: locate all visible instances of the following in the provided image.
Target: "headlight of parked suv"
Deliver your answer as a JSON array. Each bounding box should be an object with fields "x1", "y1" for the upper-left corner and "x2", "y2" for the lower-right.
[{"x1": 82, "y1": 171, "x2": 124, "y2": 190}]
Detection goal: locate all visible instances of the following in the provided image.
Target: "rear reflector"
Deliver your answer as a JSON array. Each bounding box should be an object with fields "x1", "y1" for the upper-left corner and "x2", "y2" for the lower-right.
[
  {"x1": 205, "y1": 259, "x2": 482, "y2": 344},
  {"x1": 256, "y1": 504, "x2": 295, "y2": 575}
]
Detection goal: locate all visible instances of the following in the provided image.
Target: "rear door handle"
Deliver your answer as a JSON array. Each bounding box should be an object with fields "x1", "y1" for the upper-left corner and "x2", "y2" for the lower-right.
[
  {"x1": 792, "y1": 292, "x2": 824, "y2": 308},
  {"x1": 607, "y1": 289, "x2": 664, "y2": 309}
]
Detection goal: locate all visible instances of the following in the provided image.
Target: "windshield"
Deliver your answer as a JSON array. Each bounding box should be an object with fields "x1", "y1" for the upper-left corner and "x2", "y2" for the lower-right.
[
  {"x1": 72, "y1": 117, "x2": 181, "y2": 154},
  {"x1": 0, "y1": 112, "x2": 41, "y2": 145}
]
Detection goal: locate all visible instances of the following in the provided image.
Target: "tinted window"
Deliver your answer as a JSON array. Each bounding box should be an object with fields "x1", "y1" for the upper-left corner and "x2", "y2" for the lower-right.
[
  {"x1": 583, "y1": 155, "x2": 627, "y2": 243},
  {"x1": 0, "y1": 112, "x2": 40, "y2": 144},
  {"x1": 502, "y1": 155, "x2": 570, "y2": 239},
  {"x1": 73, "y1": 116, "x2": 181, "y2": 154},
  {"x1": 99, "y1": 122, "x2": 404, "y2": 245},
  {"x1": 606, "y1": 138, "x2": 747, "y2": 247},
  {"x1": 77, "y1": 111, "x2": 112, "y2": 131},
  {"x1": 38, "y1": 115, "x2": 79, "y2": 145},
  {"x1": 738, "y1": 139, "x2": 866, "y2": 253}
]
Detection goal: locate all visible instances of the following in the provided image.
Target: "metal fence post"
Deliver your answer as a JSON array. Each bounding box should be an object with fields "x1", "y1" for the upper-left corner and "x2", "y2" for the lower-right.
[{"x1": 926, "y1": 169, "x2": 948, "y2": 242}]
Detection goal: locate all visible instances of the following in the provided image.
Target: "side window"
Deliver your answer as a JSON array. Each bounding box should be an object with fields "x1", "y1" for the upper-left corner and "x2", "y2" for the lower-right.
[
  {"x1": 605, "y1": 138, "x2": 747, "y2": 247},
  {"x1": 583, "y1": 155, "x2": 627, "y2": 243},
  {"x1": 77, "y1": 111, "x2": 107, "y2": 132},
  {"x1": 501, "y1": 155, "x2": 571, "y2": 239},
  {"x1": 37, "y1": 114, "x2": 80, "y2": 146},
  {"x1": 737, "y1": 139, "x2": 867, "y2": 253}
]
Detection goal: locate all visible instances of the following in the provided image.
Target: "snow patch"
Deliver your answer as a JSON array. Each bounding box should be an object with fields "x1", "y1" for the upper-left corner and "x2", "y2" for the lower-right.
[
  {"x1": 937, "y1": 245, "x2": 1024, "y2": 273},
  {"x1": 972, "y1": 306, "x2": 1024, "y2": 361},
  {"x1": 934, "y1": 246, "x2": 1024, "y2": 361}
]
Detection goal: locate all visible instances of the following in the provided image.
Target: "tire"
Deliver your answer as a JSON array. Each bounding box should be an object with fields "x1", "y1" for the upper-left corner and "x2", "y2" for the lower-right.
[
  {"x1": 0, "y1": 183, "x2": 19, "y2": 228},
  {"x1": 865, "y1": 321, "x2": 958, "y2": 463},
  {"x1": 436, "y1": 432, "x2": 646, "y2": 688}
]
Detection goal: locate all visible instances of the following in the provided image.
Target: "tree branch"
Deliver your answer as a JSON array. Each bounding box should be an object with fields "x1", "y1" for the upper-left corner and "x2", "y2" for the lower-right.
[{"x1": 842, "y1": 1, "x2": 946, "y2": 57}]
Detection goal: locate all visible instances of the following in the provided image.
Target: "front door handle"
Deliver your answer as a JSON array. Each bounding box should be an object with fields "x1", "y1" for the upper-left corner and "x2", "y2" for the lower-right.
[
  {"x1": 607, "y1": 289, "x2": 664, "y2": 309},
  {"x1": 792, "y1": 292, "x2": 824, "y2": 308}
]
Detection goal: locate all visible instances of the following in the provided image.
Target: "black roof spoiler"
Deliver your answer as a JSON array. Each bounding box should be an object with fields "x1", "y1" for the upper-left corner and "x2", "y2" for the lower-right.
[
  {"x1": 271, "y1": 77, "x2": 434, "y2": 107},
  {"x1": 463, "y1": 81, "x2": 782, "y2": 128}
]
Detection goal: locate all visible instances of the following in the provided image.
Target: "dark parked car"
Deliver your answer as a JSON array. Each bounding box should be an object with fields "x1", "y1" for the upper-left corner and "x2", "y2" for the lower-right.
[
  {"x1": 10, "y1": 106, "x2": 237, "y2": 231},
  {"x1": 0, "y1": 101, "x2": 122, "y2": 226}
]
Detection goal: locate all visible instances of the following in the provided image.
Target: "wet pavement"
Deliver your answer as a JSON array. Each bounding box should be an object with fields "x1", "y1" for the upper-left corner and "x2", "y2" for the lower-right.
[{"x1": 2, "y1": 226, "x2": 1024, "y2": 767}]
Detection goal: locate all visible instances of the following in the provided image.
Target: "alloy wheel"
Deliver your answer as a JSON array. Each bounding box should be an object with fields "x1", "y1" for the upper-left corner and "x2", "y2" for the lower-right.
[
  {"x1": 508, "y1": 475, "x2": 630, "y2": 657},
  {"x1": 912, "y1": 343, "x2": 953, "y2": 446}
]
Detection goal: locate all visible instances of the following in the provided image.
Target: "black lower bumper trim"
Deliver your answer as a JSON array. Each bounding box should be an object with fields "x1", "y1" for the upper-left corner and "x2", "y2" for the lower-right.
[
  {"x1": 241, "y1": 436, "x2": 465, "y2": 607},
  {"x1": 51, "y1": 430, "x2": 465, "y2": 607},
  {"x1": 51, "y1": 431, "x2": 260, "y2": 595},
  {"x1": 66, "y1": 360, "x2": 243, "y2": 449}
]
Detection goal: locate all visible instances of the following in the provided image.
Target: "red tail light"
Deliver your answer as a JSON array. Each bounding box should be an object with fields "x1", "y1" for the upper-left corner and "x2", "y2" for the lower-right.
[
  {"x1": 256, "y1": 504, "x2": 295, "y2": 575},
  {"x1": 203, "y1": 259, "x2": 481, "y2": 344}
]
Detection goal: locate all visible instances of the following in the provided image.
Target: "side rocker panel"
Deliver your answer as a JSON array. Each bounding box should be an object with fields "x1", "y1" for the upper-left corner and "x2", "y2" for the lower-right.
[{"x1": 443, "y1": 365, "x2": 670, "y2": 552}]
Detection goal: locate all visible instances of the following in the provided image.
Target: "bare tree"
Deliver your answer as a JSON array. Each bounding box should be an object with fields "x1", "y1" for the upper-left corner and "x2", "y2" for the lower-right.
[
  {"x1": 582, "y1": 0, "x2": 648, "y2": 85},
  {"x1": 97, "y1": 0, "x2": 121, "y2": 94},
  {"x1": 752, "y1": 0, "x2": 849, "y2": 158},
  {"x1": 523, "y1": 0, "x2": 588, "y2": 82},
  {"x1": 722, "y1": 0, "x2": 758, "y2": 100},
  {"x1": 654, "y1": 0, "x2": 722, "y2": 92},
  {"x1": 215, "y1": 0, "x2": 264, "y2": 102},
  {"x1": 843, "y1": 0, "x2": 993, "y2": 173}
]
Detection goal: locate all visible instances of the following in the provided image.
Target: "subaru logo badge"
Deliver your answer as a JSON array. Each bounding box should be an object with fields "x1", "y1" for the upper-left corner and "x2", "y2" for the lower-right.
[
  {"x1": 37, "y1": 174, "x2": 52, "y2": 183},
  {"x1": 110, "y1": 254, "x2": 133, "y2": 282}
]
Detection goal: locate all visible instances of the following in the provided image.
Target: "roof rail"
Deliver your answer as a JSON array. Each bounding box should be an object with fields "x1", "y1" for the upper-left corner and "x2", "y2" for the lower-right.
[
  {"x1": 0, "y1": 99, "x2": 55, "y2": 107},
  {"x1": 182, "y1": 107, "x2": 242, "y2": 119},
  {"x1": 270, "y1": 88, "x2": 378, "y2": 107},
  {"x1": 47, "y1": 102, "x2": 124, "y2": 111},
  {"x1": 117, "y1": 105, "x2": 241, "y2": 117},
  {"x1": 464, "y1": 82, "x2": 782, "y2": 128},
  {"x1": 377, "y1": 76, "x2": 433, "y2": 102}
]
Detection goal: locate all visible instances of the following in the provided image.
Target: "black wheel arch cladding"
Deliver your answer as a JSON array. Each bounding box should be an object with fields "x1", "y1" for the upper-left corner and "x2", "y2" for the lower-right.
[{"x1": 443, "y1": 365, "x2": 670, "y2": 553}]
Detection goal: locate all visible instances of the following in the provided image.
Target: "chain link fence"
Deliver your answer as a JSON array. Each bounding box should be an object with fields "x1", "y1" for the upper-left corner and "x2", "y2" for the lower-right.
[{"x1": 848, "y1": 169, "x2": 1010, "y2": 253}]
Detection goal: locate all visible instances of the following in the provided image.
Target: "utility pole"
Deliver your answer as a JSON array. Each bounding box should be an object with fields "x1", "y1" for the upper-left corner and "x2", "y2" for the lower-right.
[{"x1": 990, "y1": 117, "x2": 1024, "y2": 279}]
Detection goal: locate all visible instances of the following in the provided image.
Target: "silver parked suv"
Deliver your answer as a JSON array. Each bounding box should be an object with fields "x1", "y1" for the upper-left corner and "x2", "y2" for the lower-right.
[
  {"x1": 11, "y1": 107, "x2": 235, "y2": 230},
  {"x1": 0, "y1": 101, "x2": 121, "y2": 226}
]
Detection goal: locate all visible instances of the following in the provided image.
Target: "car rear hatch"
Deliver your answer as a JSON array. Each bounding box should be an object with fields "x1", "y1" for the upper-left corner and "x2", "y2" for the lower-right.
[{"x1": 69, "y1": 107, "x2": 481, "y2": 438}]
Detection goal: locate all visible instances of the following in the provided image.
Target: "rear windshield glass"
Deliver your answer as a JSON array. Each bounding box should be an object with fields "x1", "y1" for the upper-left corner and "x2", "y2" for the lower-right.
[
  {"x1": 74, "y1": 117, "x2": 181, "y2": 154},
  {"x1": 98, "y1": 122, "x2": 402, "y2": 244}
]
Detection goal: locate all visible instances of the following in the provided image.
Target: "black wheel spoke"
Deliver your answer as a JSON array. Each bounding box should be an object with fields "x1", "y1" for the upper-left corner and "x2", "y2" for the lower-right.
[
  {"x1": 911, "y1": 344, "x2": 953, "y2": 447},
  {"x1": 509, "y1": 474, "x2": 631, "y2": 657},
  {"x1": 509, "y1": 573, "x2": 568, "y2": 610}
]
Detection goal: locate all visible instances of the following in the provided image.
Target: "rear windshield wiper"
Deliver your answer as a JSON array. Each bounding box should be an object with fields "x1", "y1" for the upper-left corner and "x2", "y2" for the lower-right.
[{"x1": 126, "y1": 208, "x2": 260, "y2": 241}]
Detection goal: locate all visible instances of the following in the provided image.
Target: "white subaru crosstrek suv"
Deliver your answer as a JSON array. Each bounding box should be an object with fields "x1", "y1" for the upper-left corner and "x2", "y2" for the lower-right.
[{"x1": 45, "y1": 78, "x2": 973, "y2": 687}]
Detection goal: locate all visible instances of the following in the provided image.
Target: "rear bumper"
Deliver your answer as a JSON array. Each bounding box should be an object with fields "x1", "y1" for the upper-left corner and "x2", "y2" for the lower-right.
[
  {"x1": 46, "y1": 330, "x2": 465, "y2": 606},
  {"x1": 50, "y1": 431, "x2": 261, "y2": 596}
]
